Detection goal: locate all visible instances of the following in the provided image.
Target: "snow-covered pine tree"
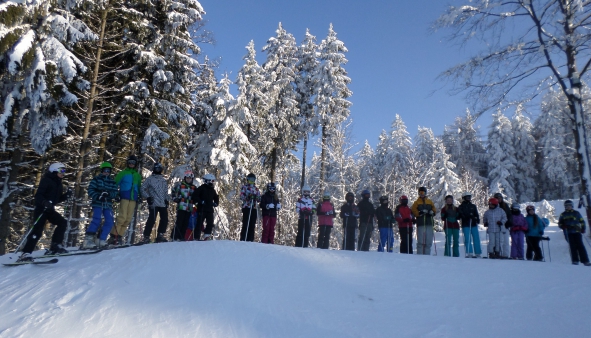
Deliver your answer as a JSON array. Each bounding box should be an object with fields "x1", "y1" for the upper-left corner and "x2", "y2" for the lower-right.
[
  {"x1": 356, "y1": 141, "x2": 376, "y2": 197},
  {"x1": 442, "y1": 109, "x2": 487, "y2": 178},
  {"x1": 313, "y1": 24, "x2": 352, "y2": 191},
  {"x1": 384, "y1": 115, "x2": 412, "y2": 198},
  {"x1": 511, "y1": 105, "x2": 537, "y2": 202},
  {"x1": 373, "y1": 130, "x2": 392, "y2": 198},
  {"x1": 415, "y1": 127, "x2": 437, "y2": 166},
  {"x1": 430, "y1": 137, "x2": 461, "y2": 209},
  {"x1": 487, "y1": 110, "x2": 516, "y2": 200}
]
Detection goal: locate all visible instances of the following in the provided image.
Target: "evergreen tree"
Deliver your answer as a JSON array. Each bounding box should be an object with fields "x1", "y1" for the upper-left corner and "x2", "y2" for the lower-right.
[
  {"x1": 487, "y1": 111, "x2": 516, "y2": 200},
  {"x1": 442, "y1": 109, "x2": 487, "y2": 178},
  {"x1": 430, "y1": 138, "x2": 461, "y2": 208},
  {"x1": 511, "y1": 105, "x2": 537, "y2": 202}
]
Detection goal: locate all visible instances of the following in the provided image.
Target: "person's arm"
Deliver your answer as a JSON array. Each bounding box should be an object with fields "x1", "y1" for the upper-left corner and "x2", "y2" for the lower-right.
[{"x1": 411, "y1": 200, "x2": 420, "y2": 217}]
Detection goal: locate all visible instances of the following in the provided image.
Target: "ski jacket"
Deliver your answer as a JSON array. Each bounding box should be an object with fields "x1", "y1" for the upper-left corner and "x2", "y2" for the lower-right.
[
  {"x1": 375, "y1": 205, "x2": 395, "y2": 229},
  {"x1": 441, "y1": 205, "x2": 461, "y2": 229},
  {"x1": 171, "y1": 180, "x2": 196, "y2": 211},
  {"x1": 358, "y1": 198, "x2": 375, "y2": 224},
  {"x1": 192, "y1": 184, "x2": 219, "y2": 213},
  {"x1": 260, "y1": 192, "x2": 280, "y2": 217},
  {"x1": 458, "y1": 201, "x2": 480, "y2": 227},
  {"x1": 499, "y1": 202, "x2": 513, "y2": 228},
  {"x1": 87, "y1": 174, "x2": 118, "y2": 209},
  {"x1": 240, "y1": 184, "x2": 261, "y2": 209},
  {"x1": 141, "y1": 174, "x2": 169, "y2": 208},
  {"x1": 340, "y1": 202, "x2": 360, "y2": 227},
  {"x1": 411, "y1": 197, "x2": 436, "y2": 226},
  {"x1": 483, "y1": 207, "x2": 508, "y2": 233},
  {"x1": 316, "y1": 200, "x2": 336, "y2": 226},
  {"x1": 394, "y1": 204, "x2": 414, "y2": 228},
  {"x1": 115, "y1": 167, "x2": 142, "y2": 201},
  {"x1": 525, "y1": 214, "x2": 546, "y2": 237},
  {"x1": 511, "y1": 214, "x2": 528, "y2": 233},
  {"x1": 296, "y1": 196, "x2": 316, "y2": 220},
  {"x1": 558, "y1": 210, "x2": 586, "y2": 234},
  {"x1": 35, "y1": 172, "x2": 68, "y2": 208}
]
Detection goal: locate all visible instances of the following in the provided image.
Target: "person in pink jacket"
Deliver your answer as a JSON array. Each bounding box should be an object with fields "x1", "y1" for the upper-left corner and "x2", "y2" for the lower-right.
[
  {"x1": 316, "y1": 192, "x2": 336, "y2": 249},
  {"x1": 510, "y1": 203, "x2": 528, "y2": 260}
]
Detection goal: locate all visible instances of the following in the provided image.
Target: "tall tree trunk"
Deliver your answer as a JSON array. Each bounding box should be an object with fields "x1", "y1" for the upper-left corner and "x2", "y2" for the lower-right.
[
  {"x1": 270, "y1": 147, "x2": 277, "y2": 182},
  {"x1": 320, "y1": 124, "x2": 328, "y2": 191},
  {"x1": 0, "y1": 132, "x2": 26, "y2": 255},
  {"x1": 300, "y1": 134, "x2": 307, "y2": 189}
]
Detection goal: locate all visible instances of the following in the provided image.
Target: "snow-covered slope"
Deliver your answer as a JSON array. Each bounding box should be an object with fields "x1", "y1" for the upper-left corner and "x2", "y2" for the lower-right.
[{"x1": 1, "y1": 222, "x2": 590, "y2": 337}]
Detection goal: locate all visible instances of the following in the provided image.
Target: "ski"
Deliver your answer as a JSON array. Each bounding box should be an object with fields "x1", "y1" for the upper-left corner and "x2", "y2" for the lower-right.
[
  {"x1": 3, "y1": 258, "x2": 59, "y2": 267},
  {"x1": 38, "y1": 249, "x2": 103, "y2": 258}
]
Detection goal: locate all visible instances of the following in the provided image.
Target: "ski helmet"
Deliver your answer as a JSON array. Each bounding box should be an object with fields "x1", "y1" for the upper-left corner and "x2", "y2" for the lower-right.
[
  {"x1": 345, "y1": 191, "x2": 355, "y2": 202},
  {"x1": 361, "y1": 189, "x2": 370, "y2": 196},
  {"x1": 379, "y1": 196, "x2": 389, "y2": 204},
  {"x1": 323, "y1": 192, "x2": 331, "y2": 200},
  {"x1": 488, "y1": 198, "x2": 499, "y2": 206},
  {"x1": 267, "y1": 182, "x2": 276, "y2": 192},
  {"x1": 399, "y1": 195, "x2": 408, "y2": 202},
  {"x1": 153, "y1": 162, "x2": 163, "y2": 174},
  {"x1": 511, "y1": 203, "x2": 520, "y2": 210},
  {"x1": 445, "y1": 195, "x2": 453, "y2": 201},
  {"x1": 203, "y1": 173, "x2": 216, "y2": 185},
  {"x1": 49, "y1": 162, "x2": 66, "y2": 173},
  {"x1": 418, "y1": 187, "x2": 427, "y2": 194},
  {"x1": 462, "y1": 192, "x2": 472, "y2": 200},
  {"x1": 246, "y1": 173, "x2": 256, "y2": 183},
  {"x1": 127, "y1": 155, "x2": 138, "y2": 166},
  {"x1": 100, "y1": 162, "x2": 112, "y2": 174},
  {"x1": 183, "y1": 169, "x2": 194, "y2": 179},
  {"x1": 564, "y1": 200, "x2": 574, "y2": 208},
  {"x1": 302, "y1": 185, "x2": 311, "y2": 196},
  {"x1": 526, "y1": 205, "x2": 535, "y2": 213},
  {"x1": 493, "y1": 192, "x2": 503, "y2": 200}
]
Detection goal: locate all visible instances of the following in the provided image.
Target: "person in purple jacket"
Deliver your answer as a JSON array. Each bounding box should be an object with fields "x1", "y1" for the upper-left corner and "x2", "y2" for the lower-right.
[{"x1": 510, "y1": 203, "x2": 528, "y2": 260}]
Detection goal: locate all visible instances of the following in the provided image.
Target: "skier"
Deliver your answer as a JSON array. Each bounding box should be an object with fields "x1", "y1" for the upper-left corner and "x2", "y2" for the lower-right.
[
  {"x1": 441, "y1": 195, "x2": 461, "y2": 257},
  {"x1": 483, "y1": 197, "x2": 508, "y2": 259},
  {"x1": 340, "y1": 192, "x2": 360, "y2": 251},
  {"x1": 494, "y1": 192, "x2": 513, "y2": 229},
  {"x1": 82, "y1": 162, "x2": 119, "y2": 249},
  {"x1": 171, "y1": 169, "x2": 196, "y2": 241},
  {"x1": 411, "y1": 187, "x2": 436, "y2": 255},
  {"x1": 109, "y1": 155, "x2": 142, "y2": 245},
  {"x1": 357, "y1": 190, "x2": 375, "y2": 251},
  {"x1": 510, "y1": 203, "x2": 528, "y2": 260},
  {"x1": 458, "y1": 192, "x2": 482, "y2": 258},
  {"x1": 395, "y1": 195, "x2": 414, "y2": 254},
  {"x1": 316, "y1": 192, "x2": 336, "y2": 249},
  {"x1": 19, "y1": 163, "x2": 72, "y2": 261},
  {"x1": 141, "y1": 163, "x2": 170, "y2": 243},
  {"x1": 524, "y1": 205, "x2": 546, "y2": 261},
  {"x1": 260, "y1": 183, "x2": 281, "y2": 244},
  {"x1": 192, "y1": 174, "x2": 219, "y2": 241},
  {"x1": 375, "y1": 196, "x2": 395, "y2": 253},
  {"x1": 239, "y1": 173, "x2": 261, "y2": 242},
  {"x1": 558, "y1": 200, "x2": 591, "y2": 266},
  {"x1": 295, "y1": 185, "x2": 315, "y2": 247}
]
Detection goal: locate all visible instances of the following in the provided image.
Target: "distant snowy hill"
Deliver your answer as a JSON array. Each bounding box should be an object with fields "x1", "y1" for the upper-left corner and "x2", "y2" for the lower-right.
[{"x1": 1, "y1": 215, "x2": 590, "y2": 337}]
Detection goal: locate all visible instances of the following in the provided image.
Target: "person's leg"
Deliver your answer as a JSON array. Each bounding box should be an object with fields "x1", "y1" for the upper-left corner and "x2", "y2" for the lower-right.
[
  {"x1": 47, "y1": 209, "x2": 68, "y2": 245},
  {"x1": 416, "y1": 226, "x2": 425, "y2": 255},
  {"x1": 424, "y1": 226, "x2": 433, "y2": 255},
  {"x1": 323, "y1": 227, "x2": 332, "y2": 249},
  {"x1": 295, "y1": 218, "x2": 304, "y2": 247},
  {"x1": 143, "y1": 207, "x2": 157, "y2": 238},
  {"x1": 303, "y1": 218, "x2": 311, "y2": 247},
  {"x1": 247, "y1": 211, "x2": 257, "y2": 242},
  {"x1": 472, "y1": 226, "x2": 482, "y2": 255},
  {"x1": 453, "y1": 229, "x2": 460, "y2": 257},
  {"x1": 99, "y1": 208, "x2": 115, "y2": 241},
  {"x1": 22, "y1": 208, "x2": 48, "y2": 253},
  {"x1": 268, "y1": 217, "x2": 277, "y2": 244},
  {"x1": 86, "y1": 207, "x2": 104, "y2": 234},
  {"x1": 317, "y1": 226, "x2": 326, "y2": 248},
  {"x1": 261, "y1": 216, "x2": 270, "y2": 243},
  {"x1": 203, "y1": 212, "x2": 215, "y2": 235}
]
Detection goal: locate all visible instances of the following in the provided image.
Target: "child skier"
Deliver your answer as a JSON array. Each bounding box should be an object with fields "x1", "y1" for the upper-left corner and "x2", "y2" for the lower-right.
[
  {"x1": 260, "y1": 183, "x2": 281, "y2": 244},
  {"x1": 316, "y1": 192, "x2": 336, "y2": 249},
  {"x1": 441, "y1": 195, "x2": 461, "y2": 257},
  {"x1": 239, "y1": 173, "x2": 261, "y2": 242},
  {"x1": 357, "y1": 189, "x2": 375, "y2": 251},
  {"x1": 19, "y1": 163, "x2": 72, "y2": 261},
  {"x1": 510, "y1": 203, "x2": 528, "y2": 260},
  {"x1": 192, "y1": 174, "x2": 219, "y2": 241},
  {"x1": 375, "y1": 196, "x2": 395, "y2": 252},
  {"x1": 411, "y1": 187, "x2": 436, "y2": 255},
  {"x1": 395, "y1": 195, "x2": 414, "y2": 254},
  {"x1": 458, "y1": 192, "x2": 481, "y2": 258},
  {"x1": 82, "y1": 162, "x2": 119, "y2": 249},
  {"x1": 558, "y1": 200, "x2": 591, "y2": 266},
  {"x1": 109, "y1": 155, "x2": 142, "y2": 245},
  {"x1": 141, "y1": 163, "x2": 170, "y2": 243},
  {"x1": 171, "y1": 169, "x2": 197, "y2": 241},
  {"x1": 341, "y1": 192, "x2": 360, "y2": 251},
  {"x1": 483, "y1": 197, "x2": 508, "y2": 259},
  {"x1": 524, "y1": 205, "x2": 546, "y2": 261},
  {"x1": 295, "y1": 185, "x2": 315, "y2": 248}
]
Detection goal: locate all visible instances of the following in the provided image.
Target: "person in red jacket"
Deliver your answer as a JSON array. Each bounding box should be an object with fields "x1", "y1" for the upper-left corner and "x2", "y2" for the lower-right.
[
  {"x1": 316, "y1": 192, "x2": 336, "y2": 249},
  {"x1": 441, "y1": 195, "x2": 462, "y2": 257},
  {"x1": 395, "y1": 195, "x2": 415, "y2": 254}
]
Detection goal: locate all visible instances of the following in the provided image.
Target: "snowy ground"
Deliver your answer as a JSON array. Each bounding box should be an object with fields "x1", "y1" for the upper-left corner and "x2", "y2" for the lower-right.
[{"x1": 1, "y1": 209, "x2": 590, "y2": 337}]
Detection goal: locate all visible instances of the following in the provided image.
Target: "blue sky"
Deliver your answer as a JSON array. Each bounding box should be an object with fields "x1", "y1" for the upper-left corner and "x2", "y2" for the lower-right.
[{"x1": 198, "y1": 0, "x2": 487, "y2": 153}]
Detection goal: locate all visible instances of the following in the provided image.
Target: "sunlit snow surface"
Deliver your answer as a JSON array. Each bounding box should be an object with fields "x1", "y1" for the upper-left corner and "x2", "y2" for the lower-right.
[{"x1": 1, "y1": 200, "x2": 589, "y2": 337}]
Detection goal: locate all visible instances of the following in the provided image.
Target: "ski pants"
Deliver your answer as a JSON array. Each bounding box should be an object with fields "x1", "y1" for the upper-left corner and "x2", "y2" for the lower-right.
[
  {"x1": 526, "y1": 236, "x2": 543, "y2": 261},
  {"x1": 399, "y1": 227, "x2": 413, "y2": 254},
  {"x1": 358, "y1": 222, "x2": 373, "y2": 251},
  {"x1": 378, "y1": 227, "x2": 394, "y2": 252},
  {"x1": 87, "y1": 206, "x2": 114, "y2": 241},
  {"x1": 566, "y1": 233, "x2": 590, "y2": 264},
  {"x1": 416, "y1": 225, "x2": 433, "y2": 255},
  {"x1": 111, "y1": 199, "x2": 136, "y2": 237},
  {"x1": 317, "y1": 225, "x2": 332, "y2": 249},
  {"x1": 261, "y1": 216, "x2": 277, "y2": 244},
  {"x1": 488, "y1": 229, "x2": 510, "y2": 257},
  {"x1": 23, "y1": 207, "x2": 67, "y2": 254},
  {"x1": 295, "y1": 217, "x2": 312, "y2": 247},
  {"x1": 444, "y1": 228, "x2": 460, "y2": 257},
  {"x1": 240, "y1": 207, "x2": 257, "y2": 242},
  {"x1": 172, "y1": 210, "x2": 191, "y2": 241},
  {"x1": 195, "y1": 211, "x2": 215, "y2": 240},
  {"x1": 342, "y1": 217, "x2": 357, "y2": 251},
  {"x1": 462, "y1": 226, "x2": 482, "y2": 255},
  {"x1": 144, "y1": 206, "x2": 168, "y2": 238},
  {"x1": 510, "y1": 231, "x2": 525, "y2": 259}
]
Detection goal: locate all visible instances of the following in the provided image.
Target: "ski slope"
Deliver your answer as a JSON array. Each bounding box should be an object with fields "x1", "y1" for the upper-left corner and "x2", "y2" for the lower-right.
[{"x1": 1, "y1": 218, "x2": 590, "y2": 337}]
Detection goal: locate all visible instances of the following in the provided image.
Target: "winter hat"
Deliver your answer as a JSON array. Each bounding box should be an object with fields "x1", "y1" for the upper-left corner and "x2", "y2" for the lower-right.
[
  {"x1": 127, "y1": 155, "x2": 138, "y2": 166},
  {"x1": 323, "y1": 192, "x2": 331, "y2": 200},
  {"x1": 153, "y1": 163, "x2": 163, "y2": 174},
  {"x1": 302, "y1": 185, "x2": 311, "y2": 196},
  {"x1": 246, "y1": 173, "x2": 256, "y2": 183},
  {"x1": 267, "y1": 182, "x2": 276, "y2": 192},
  {"x1": 462, "y1": 192, "x2": 472, "y2": 200},
  {"x1": 418, "y1": 187, "x2": 427, "y2": 193},
  {"x1": 511, "y1": 203, "x2": 520, "y2": 210},
  {"x1": 488, "y1": 198, "x2": 499, "y2": 206},
  {"x1": 445, "y1": 195, "x2": 454, "y2": 201},
  {"x1": 345, "y1": 192, "x2": 355, "y2": 202},
  {"x1": 526, "y1": 205, "x2": 535, "y2": 212},
  {"x1": 493, "y1": 192, "x2": 503, "y2": 200},
  {"x1": 379, "y1": 196, "x2": 388, "y2": 204},
  {"x1": 184, "y1": 169, "x2": 194, "y2": 179},
  {"x1": 49, "y1": 162, "x2": 66, "y2": 173},
  {"x1": 564, "y1": 200, "x2": 574, "y2": 208},
  {"x1": 361, "y1": 189, "x2": 370, "y2": 198},
  {"x1": 100, "y1": 162, "x2": 112, "y2": 173}
]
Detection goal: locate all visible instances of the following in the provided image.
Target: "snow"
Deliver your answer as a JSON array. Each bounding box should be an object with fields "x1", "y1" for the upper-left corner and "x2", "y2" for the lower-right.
[
  {"x1": 8, "y1": 29, "x2": 35, "y2": 74},
  {"x1": 1, "y1": 216, "x2": 590, "y2": 337}
]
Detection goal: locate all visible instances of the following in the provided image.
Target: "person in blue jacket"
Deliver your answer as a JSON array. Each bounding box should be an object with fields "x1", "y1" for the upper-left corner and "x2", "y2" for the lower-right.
[
  {"x1": 524, "y1": 205, "x2": 546, "y2": 261},
  {"x1": 558, "y1": 200, "x2": 591, "y2": 266}
]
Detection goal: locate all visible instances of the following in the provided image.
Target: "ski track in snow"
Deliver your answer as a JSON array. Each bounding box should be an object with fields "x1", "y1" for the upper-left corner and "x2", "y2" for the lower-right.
[{"x1": 1, "y1": 212, "x2": 590, "y2": 337}]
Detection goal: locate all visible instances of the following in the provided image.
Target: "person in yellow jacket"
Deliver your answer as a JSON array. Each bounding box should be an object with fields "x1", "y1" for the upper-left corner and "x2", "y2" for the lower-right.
[{"x1": 411, "y1": 187, "x2": 437, "y2": 255}]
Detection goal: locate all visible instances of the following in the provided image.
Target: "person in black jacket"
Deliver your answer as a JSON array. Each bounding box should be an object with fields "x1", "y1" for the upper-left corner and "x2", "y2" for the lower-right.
[
  {"x1": 357, "y1": 190, "x2": 375, "y2": 251},
  {"x1": 19, "y1": 163, "x2": 72, "y2": 261},
  {"x1": 375, "y1": 196, "x2": 395, "y2": 252},
  {"x1": 192, "y1": 174, "x2": 219, "y2": 241},
  {"x1": 260, "y1": 183, "x2": 281, "y2": 244},
  {"x1": 340, "y1": 192, "x2": 360, "y2": 251},
  {"x1": 458, "y1": 192, "x2": 482, "y2": 258}
]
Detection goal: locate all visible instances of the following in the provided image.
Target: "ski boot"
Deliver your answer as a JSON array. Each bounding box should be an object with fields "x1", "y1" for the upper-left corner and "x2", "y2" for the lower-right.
[
  {"x1": 48, "y1": 243, "x2": 68, "y2": 255},
  {"x1": 584, "y1": 262, "x2": 591, "y2": 266},
  {"x1": 17, "y1": 253, "x2": 34, "y2": 262},
  {"x1": 202, "y1": 234, "x2": 212, "y2": 241},
  {"x1": 98, "y1": 239, "x2": 108, "y2": 248},
  {"x1": 141, "y1": 236, "x2": 151, "y2": 244},
  {"x1": 108, "y1": 234, "x2": 122, "y2": 245},
  {"x1": 474, "y1": 254, "x2": 481, "y2": 258},
  {"x1": 155, "y1": 233, "x2": 168, "y2": 243},
  {"x1": 82, "y1": 233, "x2": 98, "y2": 249}
]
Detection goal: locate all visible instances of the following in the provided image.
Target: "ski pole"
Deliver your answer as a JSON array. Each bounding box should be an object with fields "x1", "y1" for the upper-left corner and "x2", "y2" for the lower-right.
[
  {"x1": 541, "y1": 238, "x2": 545, "y2": 262},
  {"x1": 407, "y1": 223, "x2": 410, "y2": 254},
  {"x1": 302, "y1": 215, "x2": 306, "y2": 248},
  {"x1": 360, "y1": 215, "x2": 371, "y2": 251},
  {"x1": 468, "y1": 218, "x2": 473, "y2": 257},
  {"x1": 344, "y1": 215, "x2": 348, "y2": 250},
  {"x1": 245, "y1": 200, "x2": 253, "y2": 242},
  {"x1": 14, "y1": 207, "x2": 48, "y2": 253}
]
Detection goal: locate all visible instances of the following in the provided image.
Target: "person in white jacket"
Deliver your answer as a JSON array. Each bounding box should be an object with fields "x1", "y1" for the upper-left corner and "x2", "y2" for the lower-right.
[
  {"x1": 141, "y1": 163, "x2": 170, "y2": 243},
  {"x1": 295, "y1": 185, "x2": 315, "y2": 247},
  {"x1": 483, "y1": 197, "x2": 509, "y2": 258}
]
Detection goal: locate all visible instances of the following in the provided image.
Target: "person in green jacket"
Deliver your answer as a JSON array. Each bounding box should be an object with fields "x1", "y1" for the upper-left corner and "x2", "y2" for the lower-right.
[{"x1": 109, "y1": 155, "x2": 142, "y2": 244}]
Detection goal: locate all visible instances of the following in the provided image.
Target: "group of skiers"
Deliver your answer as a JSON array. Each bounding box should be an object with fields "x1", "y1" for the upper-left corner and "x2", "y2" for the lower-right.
[{"x1": 17, "y1": 159, "x2": 591, "y2": 267}]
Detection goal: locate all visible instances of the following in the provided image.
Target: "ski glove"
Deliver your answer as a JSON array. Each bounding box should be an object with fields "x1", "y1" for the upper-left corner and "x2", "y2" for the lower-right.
[
  {"x1": 42, "y1": 200, "x2": 53, "y2": 209},
  {"x1": 344, "y1": 213, "x2": 350, "y2": 217},
  {"x1": 428, "y1": 210, "x2": 435, "y2": 215},
  {"x1": 276, "y1": 203, "x2": 281, "y2": 210},
  {"x1": 325, "y1": 210, "x2": 334, "y2": 215},
  {"x1": 147, "y1": 197, "x2": 154, "y2": 206},
  {"x1": 267, "y1": 203, "x2": 275, "y2": 209},
  {"x1": 496, "y1": 221, "x2": 503, "y2": 226},
  {"x1": 505, "y1": 224, "x2": 511, "y2": 229}
]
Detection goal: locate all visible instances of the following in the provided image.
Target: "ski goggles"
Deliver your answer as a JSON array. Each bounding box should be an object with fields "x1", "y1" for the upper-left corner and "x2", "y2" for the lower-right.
[
  {"x1": 247, "y1": 177, "x2": 256, "y2": 183},
  {"x1": 268, "y1": 187, "x2": 276, "y2": 192},
  {"x1": 57, "y1": 168, "x2": 66, "y2": 174},
  {"x1": 101, "y1": 168, "x2": 111, "y2": 173},
  {"x1": 565, "y1": 202, "x2": 574, "y2": 208},
  {"x1": 127, "y1": 160, "x2": 137, "y2": 166},
  {"x1": 204, "y1": 179, "x2": 215, "y2": 184}
]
